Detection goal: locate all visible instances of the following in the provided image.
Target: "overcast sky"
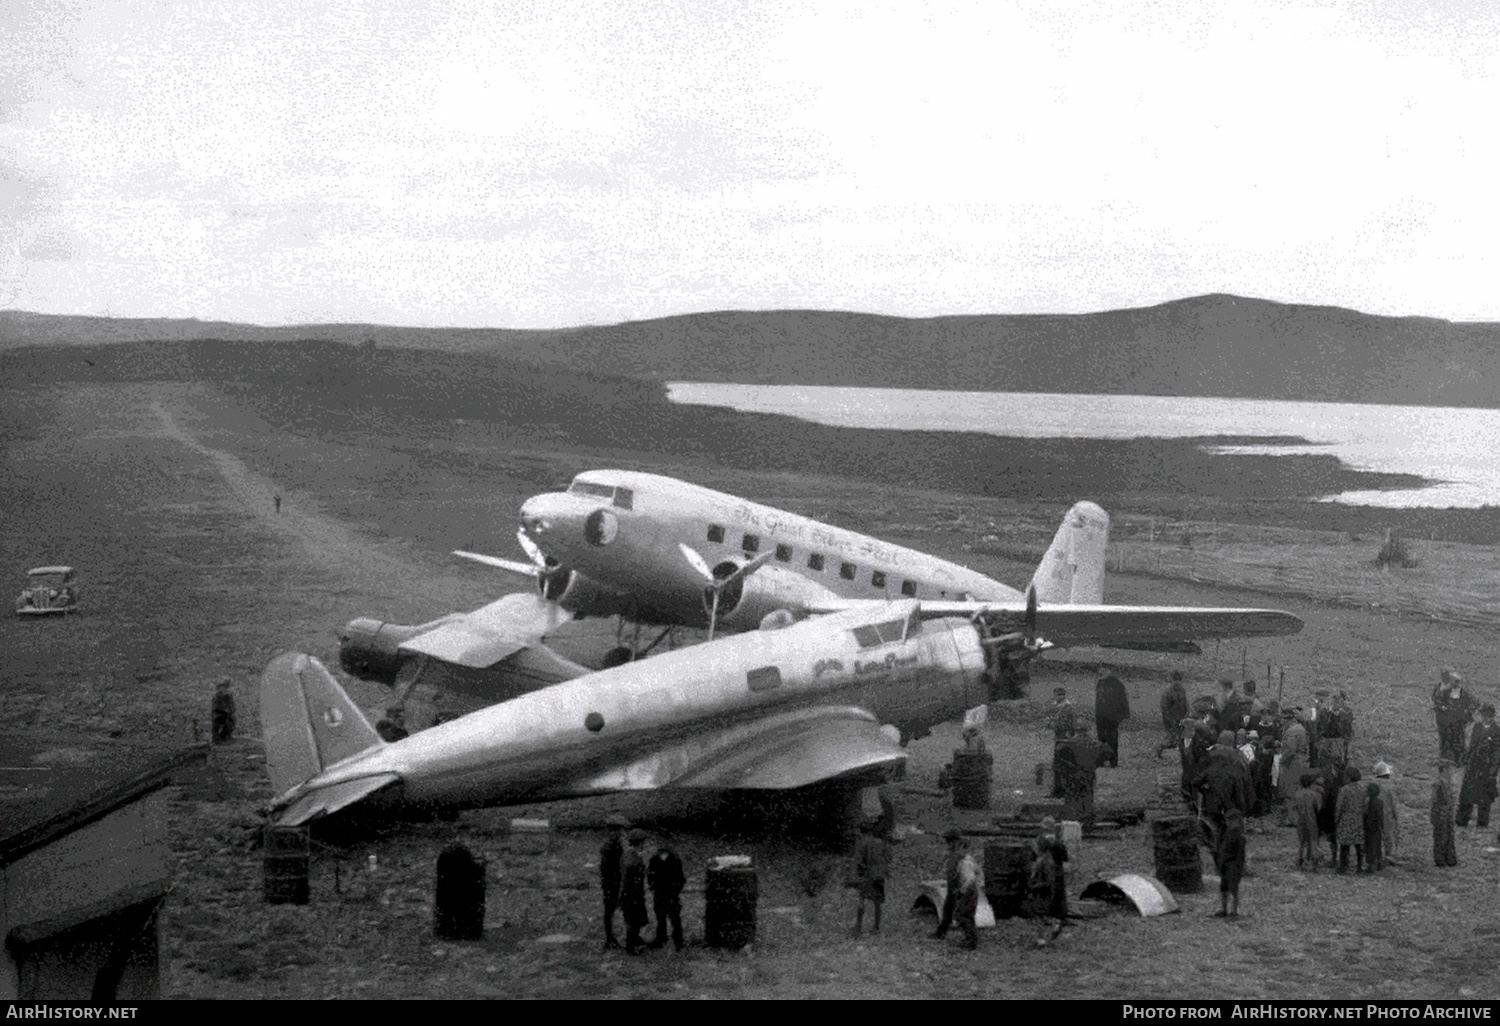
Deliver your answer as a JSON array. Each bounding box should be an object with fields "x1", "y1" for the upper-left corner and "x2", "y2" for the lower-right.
[{"x1": 2, "y1": 1, "x2": 1498, "y2": 328}]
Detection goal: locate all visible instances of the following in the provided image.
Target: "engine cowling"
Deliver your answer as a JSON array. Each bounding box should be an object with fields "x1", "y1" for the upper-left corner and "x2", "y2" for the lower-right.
[
  {"x1": 537, "y1": 566, "x2": 632, "y2": 619},
  {"x1": 703, "y1": 561, "x2": 843, "y2": 633},
  {"x1": 338, "y1": 614, "x2": 460, "y2": 683}
]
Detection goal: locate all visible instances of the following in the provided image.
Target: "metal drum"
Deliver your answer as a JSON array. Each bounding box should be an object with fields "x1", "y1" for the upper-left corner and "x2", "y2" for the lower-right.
[
  {"x1": 434, "y1": 844, "x2": 486, "y2": 940},
  {"x1": 1152, "y1": 815, "x2": 1203, "y2": 893},
  {"x1": 704, "y1": 865, "x2": 758, "y2": 949},
  {"x1": 950, "y1": 749, "x2": 993, "y2": 810},
  {"x1": 984, "y1": 841, "x2": 1036, "y2": 919},
  {"x1": 262, "y1": 825, "x2": 310, "y2": 905}
]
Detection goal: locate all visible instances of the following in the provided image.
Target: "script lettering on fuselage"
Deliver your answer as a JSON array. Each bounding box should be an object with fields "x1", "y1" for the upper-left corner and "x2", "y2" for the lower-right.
[
  {"x1": 813, "y1": 657, "x2": 844, "y2": 678},
  {"x1": 854, "y1": 651, "x2": 921, "y2": 675}
]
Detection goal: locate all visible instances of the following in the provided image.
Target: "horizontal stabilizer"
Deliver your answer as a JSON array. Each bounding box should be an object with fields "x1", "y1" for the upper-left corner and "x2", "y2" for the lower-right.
[
  {"x1": 579, "y1": 706, "x2": 907, "y2": 792},
  {"x1": 398, "y1": 592, "x2": 574, "y2": 668},
  {"x1": 275, "y1": 773, "x2": 401, "y2": 827}
]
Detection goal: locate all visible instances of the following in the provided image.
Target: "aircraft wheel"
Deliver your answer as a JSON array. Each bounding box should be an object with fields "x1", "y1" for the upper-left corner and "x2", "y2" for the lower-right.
[{"x1": 600, "y1": 646, "x2": 635, "y2": 668}]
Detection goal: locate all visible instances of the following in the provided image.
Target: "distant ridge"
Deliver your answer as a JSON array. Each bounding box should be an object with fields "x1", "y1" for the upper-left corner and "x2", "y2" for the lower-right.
[{"x1": 5, "y1": 294, "x2": 1500, "y2": 408}]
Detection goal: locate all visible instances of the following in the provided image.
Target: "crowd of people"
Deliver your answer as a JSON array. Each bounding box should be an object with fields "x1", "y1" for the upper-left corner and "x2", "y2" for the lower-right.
[{"x1": 592, "y1": 664, "x2": 1500, "y2": 950}]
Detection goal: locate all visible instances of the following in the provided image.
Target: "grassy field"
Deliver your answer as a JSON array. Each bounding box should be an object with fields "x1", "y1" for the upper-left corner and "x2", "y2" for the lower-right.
[{"x1": 4, "y1": 361, "x2": 1500, "y2": 1000}]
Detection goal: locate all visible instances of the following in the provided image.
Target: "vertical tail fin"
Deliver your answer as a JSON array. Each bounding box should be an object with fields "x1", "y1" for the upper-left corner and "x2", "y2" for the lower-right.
[
  {"x1": 1028, "y1": 501, "x2": 1109, "y2": 605},
  {"x1": 261, "y1": 651, "x2": 383, "y2": 797}
]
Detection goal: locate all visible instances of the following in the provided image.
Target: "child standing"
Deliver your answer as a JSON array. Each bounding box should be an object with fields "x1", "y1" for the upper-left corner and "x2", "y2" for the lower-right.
[
  {"x1": 1292, "y1": 773, "x2": 1324, "y2": 870},
  {"x1": 1215, "y1": 808, "x2": 1246, "y2": 919},
  {"x1": 1362, "y1": 781, "x2": 1384, "y2": 872}
]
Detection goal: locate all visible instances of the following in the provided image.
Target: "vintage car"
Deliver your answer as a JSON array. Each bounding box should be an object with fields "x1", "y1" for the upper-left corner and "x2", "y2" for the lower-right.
[{"x1": 16, "y1": 566, "x2": 79, "y2": 615}]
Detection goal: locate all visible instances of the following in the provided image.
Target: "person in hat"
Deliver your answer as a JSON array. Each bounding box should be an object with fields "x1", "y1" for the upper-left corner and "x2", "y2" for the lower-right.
[
  {"x1": 930, "y1": 829, "x2": 980, "y2": 950},
  {"x1": 1432, "y1": 759, "x2": 1459, "y2": 867},
  {"x1": 647, "y1": 837, "x2": 686, "y2": 951},
  {"x1": 1371, "y1": 761, "x2": 1400, "y2": 862},
  {"x1": 1194, "y1": 731, "x2": 1252, "y2": 872},
  {"x1": 598, "y1": 816, "x2": 630, "y2": 949},
  {"x1": 620, "y1": 829, "x2": 651, "y2": 954},
  {"x1": 1458, "y1": 704, "x2": 1500, "y2": 828},
  {"x1": 1433, "y1": 668, "x2": 1477, "y2": 764},
  {"x1": 850, "y1": 819, "x2": 890, "y2": 935},
  {"x1": 1362, "y1": 781, "x2": 1385, "y2": 872},
  {"x1": 1049, "y1": 688, "x2": 1077, "y2": 797},
  {"x1": 1278, "y1": 708, "x2": 1310, "y2": 813}
]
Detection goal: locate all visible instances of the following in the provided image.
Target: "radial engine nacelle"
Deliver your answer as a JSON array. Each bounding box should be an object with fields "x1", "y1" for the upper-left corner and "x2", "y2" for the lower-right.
[
  {"x1": 338, "y1": 615, "x2": 458, "y2": 683},
  {"x1": 701, "y1": 560, "x2": 843, "y2": 633},
  {"x1": 536, "y1": 566, "x2": 633, "y2": 619}
]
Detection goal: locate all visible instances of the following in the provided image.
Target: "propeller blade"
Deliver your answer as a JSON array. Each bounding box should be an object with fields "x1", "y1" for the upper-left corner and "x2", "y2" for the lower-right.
[
  {"x1": 1025, "y1": 585, "x2": 1037, "y2": 638},
  {"x1": 516, "y1": 529, "x2": 547, "y2": 567},
  {"x1": 678, "y1": 543, "x2": 715, "y2": 582},
  {"x1": 721, "y1": 550, "x2": 775, "y2": 586},
  {"x1": 452, "y1": 549, "x2": 540, "y2": 577},
  {"x1": 707, "y1": 588, "x2": 720, "y2": 642}
]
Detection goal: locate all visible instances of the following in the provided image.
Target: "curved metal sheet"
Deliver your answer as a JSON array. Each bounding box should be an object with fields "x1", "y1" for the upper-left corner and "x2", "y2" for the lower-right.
[{"x1": 1079, "y1": 872, "x2": 1179, "y2": 916}]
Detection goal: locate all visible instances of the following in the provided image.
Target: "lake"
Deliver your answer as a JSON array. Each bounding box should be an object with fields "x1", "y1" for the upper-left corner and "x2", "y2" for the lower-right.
[{"x1": 665, "y1": 383, "x2": 1500, "y2": 509}]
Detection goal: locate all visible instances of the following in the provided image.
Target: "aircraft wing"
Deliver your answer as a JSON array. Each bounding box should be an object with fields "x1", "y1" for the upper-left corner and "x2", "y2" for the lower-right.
[
  {"x1": 577, "y1": 705, "x2": 907, "y2": 792},
  {"x1": 806, "y1": 598, "x2": 1301, "y2": 645},
  {"x1": 397, "y1": 592, "x2": 574, "y2": 669}
]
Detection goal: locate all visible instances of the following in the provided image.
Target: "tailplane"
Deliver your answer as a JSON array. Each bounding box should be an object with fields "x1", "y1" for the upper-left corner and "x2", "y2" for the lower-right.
[
  {"x1": 262, "y1": 651, "x2": 384, "y2": 797},
  {"x1": 1029, "y1": 501, "x2": 1109, "y2": 605}
]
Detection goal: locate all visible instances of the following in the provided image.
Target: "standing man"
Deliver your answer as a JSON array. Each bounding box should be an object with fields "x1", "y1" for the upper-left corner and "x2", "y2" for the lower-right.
[
  {"x1": 1160, "y1": 671, "x2": 1189, "y2": 751},
  {"x1": 1433, "y1": 668, "x2": 1477, "y2": 764},
  {"x1": 1457, "y1": 704, "x2": 1500, "y2": 828},
  {"x1": 598, "y1": 815, "x2": 628, "y2": 949},
  {"x1": 620, "y1": 829, "x2": 651, "y2": 955},
  {"x1": 930, "y1": 828, "x2": 979, "y2": 949},
  {"x1": 1049, "y1": 687, "x2": 1077, "y2": 798},
  {"x1": 273, "y1": 491, "x2": 282, "y2": 514},
  {"x1": 850, "y1": 820, "x2": 890, "y2": 935},
  {"x1": 1371, "y1": 761, "x2": 1400, "y2": 862},
  {"x1": 647, "y1": 838, "x2": 686, "y2": 951},
  {"x1": 1095, "y1": 672, "x2": 1130, "y2": 768},
  {"x1": 1432, "y1": 759, "x2": 1459, "y2": 867},
  {"x1": 210, "y1": 678, "x2": 236, "y2": 743}
]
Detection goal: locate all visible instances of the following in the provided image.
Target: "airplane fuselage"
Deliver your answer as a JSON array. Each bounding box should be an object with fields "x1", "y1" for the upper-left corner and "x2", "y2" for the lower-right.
[
  {"x1": 284, "y1": 601, "x2": 988, "y2": 814},
  {"x1": 519, "y1": 470, "x2": 1021, "y2": 629}
]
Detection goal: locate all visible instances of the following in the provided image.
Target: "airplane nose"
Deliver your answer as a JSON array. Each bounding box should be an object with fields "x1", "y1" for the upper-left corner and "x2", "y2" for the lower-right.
[{"x1": 519, "y1": 500, "x2": 552, "y2": 536}]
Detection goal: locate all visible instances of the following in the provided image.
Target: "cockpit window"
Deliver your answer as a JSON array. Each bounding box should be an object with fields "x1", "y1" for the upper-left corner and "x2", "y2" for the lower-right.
[
  {"x1": 568, "y1": 479, "x2": 616, "y2": 500},
  {"x1": 613, "y1": 487, "x2": 634, "y2": 510},
  {"x1": 851, "y1": 616, "x2": 910, "y2": 648}
]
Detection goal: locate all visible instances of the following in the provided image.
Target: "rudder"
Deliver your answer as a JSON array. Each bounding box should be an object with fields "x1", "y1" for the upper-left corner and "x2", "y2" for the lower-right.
[
  {"x1": 1028, "y1": 501, "x2": 1109, "y2": 605},
  {"x1": 262, "y1": 651, "x2": 383, "y2": 797}
]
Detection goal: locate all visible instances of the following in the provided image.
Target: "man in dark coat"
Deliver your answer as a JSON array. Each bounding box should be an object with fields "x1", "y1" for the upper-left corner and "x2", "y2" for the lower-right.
[
  {"x1": 598, "y1": 815, "x2": 628, "y2": 949},
  {"x1": 1195, "y1": 732, "x2": 1251, "y2": 871},
  {"x1": 1095, "y1": 673, "x2": 1130, "y2": 768},
  {"x1": 1457, "y1": 704, "x2": 1500, "y2": 828},
  {"x1": 1434, "y1": 668, "x2": 1477, "y2": 764},
  {"x1": 211, "y1": 678, "x2": 236, "y2": 743},
  {"x1": 1160, "y1": 672, "x2": 1189, "y2": 748},
  {"x1": 1433, "y1": 759, "x2": 1458, "y2": 867},
  {"x1": 1049, "y1": 688, "x2": 1077, "y2": 797},
  {"x1": 620, "y1": 830, "x2": 651, "y2": 954},
  {"x1": 647, "y1": 840, "x2": 686, "y2": 950}
]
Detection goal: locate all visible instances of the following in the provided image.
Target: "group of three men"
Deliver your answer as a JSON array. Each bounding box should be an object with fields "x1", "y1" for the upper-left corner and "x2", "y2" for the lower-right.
[{"x1": 599, "y1": 816, "x2": 686, "y2": 954}]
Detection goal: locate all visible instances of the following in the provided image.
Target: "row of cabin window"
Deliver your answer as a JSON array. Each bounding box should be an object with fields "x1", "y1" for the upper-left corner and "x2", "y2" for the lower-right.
[{"x1": 706, "y1": 523, "x2": 919, "y2": 597}]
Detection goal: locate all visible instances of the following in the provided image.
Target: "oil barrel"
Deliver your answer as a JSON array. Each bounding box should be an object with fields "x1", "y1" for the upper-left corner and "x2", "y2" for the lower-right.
[
  {"x1": 704, "y1": 864, "x2": 758, "y2": 949},
  {"x1": 950, "y1": 749, "x2": 993, "y2": 810},
  {"x1": 1152, "y1": 815, "x2": 1203, "y2": 893},
  {"x1": 434, "y1": 844, "x2": 486, "y2": 940},
  {"x1": 263, "y1": 825, "x2": 310, "y2": 905},
  {"x1": 983, "y1": 841, "x2": 1036, "y2": 919}
]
